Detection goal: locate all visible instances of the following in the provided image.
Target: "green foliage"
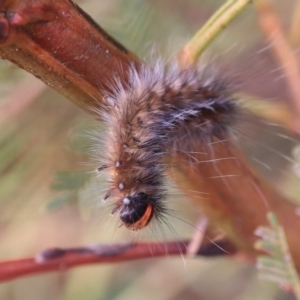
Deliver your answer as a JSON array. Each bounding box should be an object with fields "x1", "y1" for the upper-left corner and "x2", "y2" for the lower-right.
[
  {"x1": 255, "y1": 212, "x2": 300, "y2": 299},
  {"x1": 51, "y1": 172, "x2": 90, "y2": 191}
]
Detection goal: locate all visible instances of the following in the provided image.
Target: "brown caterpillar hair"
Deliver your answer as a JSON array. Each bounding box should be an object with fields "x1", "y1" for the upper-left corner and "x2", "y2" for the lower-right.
[{"x1": 94, "y1": 61, "x2": 238, "y2": 231}]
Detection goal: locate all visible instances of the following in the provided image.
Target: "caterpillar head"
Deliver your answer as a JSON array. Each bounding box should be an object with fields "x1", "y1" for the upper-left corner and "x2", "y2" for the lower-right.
[{"x1": 118, "y1": 192, "x2": 154, "y2": 230}]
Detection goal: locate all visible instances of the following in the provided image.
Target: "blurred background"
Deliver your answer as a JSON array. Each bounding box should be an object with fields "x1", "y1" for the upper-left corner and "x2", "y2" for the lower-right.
[{"x1": 0, "y1": 0, "x2": 299, "y2": 299}]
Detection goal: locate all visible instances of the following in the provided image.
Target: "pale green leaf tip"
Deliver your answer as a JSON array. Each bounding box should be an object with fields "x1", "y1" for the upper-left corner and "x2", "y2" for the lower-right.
[{"x1": 266, "y1": 212, "x2": 279, "y2": 227}]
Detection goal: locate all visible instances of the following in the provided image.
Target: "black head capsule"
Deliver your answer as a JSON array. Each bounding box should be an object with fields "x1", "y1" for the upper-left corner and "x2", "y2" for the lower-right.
[{"x1": 119, "y1": 192, "x2": 154, "y2": 231}]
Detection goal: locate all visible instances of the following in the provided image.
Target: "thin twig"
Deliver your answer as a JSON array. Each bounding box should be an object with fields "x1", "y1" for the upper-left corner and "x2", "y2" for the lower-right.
[
  {"x1": 0, "y1": 239, "x2": 237, "y2": 282},
  {"x1": 288, "y1": 0, "x2": 300, "y2": 47},
  {"x1": 187, "y1": 216, "x2": 208, "y2": 256},
  {"x1": 255, "y1": 0, "x2": 300, "y2": 127},
  {"x1": 178, "y1": 0, "x2": 252, "y2": 66}
]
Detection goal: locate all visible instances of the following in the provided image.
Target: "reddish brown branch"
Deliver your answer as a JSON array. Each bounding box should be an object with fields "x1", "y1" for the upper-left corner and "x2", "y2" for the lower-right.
[
  {"x1": 169, "y1": 136, "x2": 300, "y2": 266},
  {"x1": 0, "y1": 239, "x2": 238, "y2": 282},
  {"x1": 0, "y1": 0, "x2": 140, "y2": 111}
]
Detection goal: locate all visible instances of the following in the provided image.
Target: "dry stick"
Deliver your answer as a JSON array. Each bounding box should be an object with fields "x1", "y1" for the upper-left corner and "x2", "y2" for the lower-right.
[
  {"x1": 255, "y1": 0, "x2": 300, "y2": 129},
  {"x1": 186, "y1": 216, "x2": 209, "y2": 256},
  {"x1": 288, "y1": 0, "x2": 300, "y2": 47},
  {"x1": 0, "y1": 0, "x2": 300, "y2": 280},
  {"x1": 0, "y1": 240, "x2": 239, "y2": 282}
]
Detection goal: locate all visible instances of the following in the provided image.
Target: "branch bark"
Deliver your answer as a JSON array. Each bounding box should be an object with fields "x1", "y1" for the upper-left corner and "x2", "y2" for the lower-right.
[
  {"x1": 0, "y1": 0, "x2": 140, "y2": 111},
  {"x1": 0, "y1": 239, "x2": 239, "y2": 282}
]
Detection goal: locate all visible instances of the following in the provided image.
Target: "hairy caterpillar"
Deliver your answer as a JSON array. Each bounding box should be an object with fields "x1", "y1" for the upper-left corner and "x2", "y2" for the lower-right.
[{"x1": 93, "y1": 61, "x2": 244, "y2": 231}]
